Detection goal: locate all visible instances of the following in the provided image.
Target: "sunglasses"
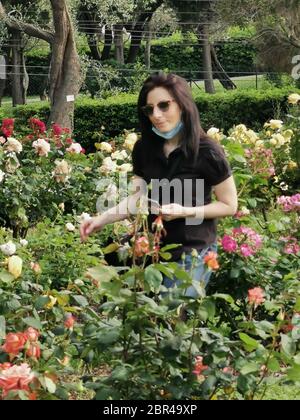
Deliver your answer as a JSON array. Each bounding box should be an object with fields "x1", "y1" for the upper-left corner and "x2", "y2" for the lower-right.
[{"x1": 141, "y1": 99, "x2": 175, "y2": 117}]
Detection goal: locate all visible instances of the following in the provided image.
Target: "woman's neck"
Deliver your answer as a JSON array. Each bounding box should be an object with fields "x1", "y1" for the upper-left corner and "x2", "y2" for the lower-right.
[{"x1": 165, "y1": 132, "x2": 182, "y2": 147}]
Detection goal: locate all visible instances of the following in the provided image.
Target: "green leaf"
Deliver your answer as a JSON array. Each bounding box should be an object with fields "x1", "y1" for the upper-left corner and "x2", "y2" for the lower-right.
[
  {"x1": 153, "y1": 263, "x2": 174, "y2": 279},
  {"x1": 294, "y1": 297, "x2": 300, "y2": 312},
  {"x1": 247, "y1": 198, "x2": 257, "y2": 208},
  {"x1": 267, "y1": 358, "x2": 281, "y2": 372},
  {"x1": 72, "y1": 295, "x2": 88, "y2": 307},
  {"x1": 213, "y1": 293, "x2": 234, "y2": 304},
  {"x1": 0, "y1": 316, "x2": 6, "y2": 340},
  {"x1": 86, "y1": 265, "x2": 118, "y2": 284},
  {"x1": 159, "y1": 252, "x2": 172, "y2": 260},
  {"x1": 281, "y1": 334, "x2": 296, "y2": 358},
  {"x1": 35, "y1": 296, "x2": 50, "y2": 310},
  {"x1": 240, "y1": 362, "x2": 260, "y2": 375},
  {"x1": 173, "y1": 267, "x2": 191, "y2": 282},
  {"x1": 111, "y1": 366, "x2": 129, "y2": 381},
  {"x1": 287, "y1": 364, "x2": 300, "y2": 382},
  {"x1": 42, "y1": 376, "x2": 56, "y2": 394},
  {"x1": 23, "y1": 317, "x2": 43, "y2": 330},
  {"x1": 102, "y1": 243, "x2": 120, "y2": 254},
  {"x1": 239, "y1": 333, "x2": 259, "y2": 352},
  {"x1": 230, "y1": 268, "x2": 240, "y2": 279},
  {"x1": 198, "y1": 299, "x2": 215, "y2": 321},
  {"x1": 160, "y1": 244, "x2": 181, "y2": 252},
  {"x1": 96, "y1": 330, "x2": 119, "y2": 345},
  {"x1": 144, "y1": 266, "x2": 162, "y2": 292},
  {"x1": 233, "y1": 154, "x2": 247, "y2": 163},
  {"x1": 0, "y1": 270, "x2": 14, "y2": 284}
]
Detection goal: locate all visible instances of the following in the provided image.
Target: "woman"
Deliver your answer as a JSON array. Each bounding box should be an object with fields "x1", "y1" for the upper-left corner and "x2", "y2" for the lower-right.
[{"x1": 80, "y1": 72, "x2": 237, "y2": 297}]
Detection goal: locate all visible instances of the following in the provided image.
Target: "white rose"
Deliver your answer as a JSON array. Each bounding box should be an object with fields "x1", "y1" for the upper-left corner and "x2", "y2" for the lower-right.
[
  {"x1": 271, "y1": 133, "x2": 286, "y2": 147},
  {"x1": 0, "y1": 241, "x2": 17, "y2": 256},
  {"x1": 99, "y1": 157, "x2": 117, "y2": 174},
  {"x1": 66, "y1": 143, "x2": 83, "y2": 154},
  {"x1": 254, "y1": 140, "x2": 264, "y2": 148},
  {"x1": 124, "y1": 133, "x2": 138, "y2": 151},
  {"x1": 99, "y1": 142, "x2": 112, "y2": 153},
  {"x1": 269, "y1": 120, "x2": 283, "y2": 130},
  {"x1": 66, "y1": 223, "x2": 76, "y2": 232},
  {"x1": 74, "y1": 279, "x2": 84, "y2": 286},
  {"x1": 207, "y1": 127, "x2": 223, "y2": 142},
  {"x1": 118, "y1": 163, "x2": 133, "y2": 173},
  {"x1": 111, "y1": 150, "x2": 128, "y2": 161},
  {"x1": 5, "y1": 138, "x2": 23, "y2": 153},
  {"x1": 53, "y1": 160, "x2": 72, "y2": 183},
  {"x1": 78, "y1": 212, "x2": 92, "y2": 223},
  {"x1": 20, "y1": 239, "x2": 28, "y2": 247},
  {"x1": 32, "y1": 138, "x2": 51, "y2": 157},
  {"x1": 288, "y1": 93, "x2": 300, "y2": 105}
]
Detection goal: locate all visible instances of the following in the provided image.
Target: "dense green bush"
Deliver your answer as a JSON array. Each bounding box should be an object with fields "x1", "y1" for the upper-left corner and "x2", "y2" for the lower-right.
[
  {"x1": 145, "y1": 39, "x2": 256, "y2": 79},
  {"x1": 2, "y1": 88, "x2": 299, "y2": 151}
]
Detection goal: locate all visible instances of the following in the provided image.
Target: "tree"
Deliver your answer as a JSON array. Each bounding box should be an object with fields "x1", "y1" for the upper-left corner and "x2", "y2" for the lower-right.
[
  {"x1": 216, "y1": 0, "x2": 300, "y2": 80},
  {"x1": 169, "y1": 0, "x2": 236, "y2": 93},
  {"x1": 0, "y1": 0, "x2": 81, "y2": 131}
]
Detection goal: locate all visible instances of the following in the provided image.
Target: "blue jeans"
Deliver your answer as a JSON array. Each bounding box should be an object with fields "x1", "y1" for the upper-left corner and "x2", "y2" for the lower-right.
[{"x1": 162, "y1": 244, "x2": 218, "y2": 298}]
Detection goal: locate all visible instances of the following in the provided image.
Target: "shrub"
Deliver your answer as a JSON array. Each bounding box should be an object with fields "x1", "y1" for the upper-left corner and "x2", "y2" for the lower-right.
[{"x1": 1, "y1": 88, "x2": 299, "y2": 151}]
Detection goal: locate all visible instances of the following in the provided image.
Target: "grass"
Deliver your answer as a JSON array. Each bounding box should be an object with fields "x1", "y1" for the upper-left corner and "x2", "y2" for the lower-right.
[{"x1": 191, "y1": 75, "x2": 267, "y2": 94}]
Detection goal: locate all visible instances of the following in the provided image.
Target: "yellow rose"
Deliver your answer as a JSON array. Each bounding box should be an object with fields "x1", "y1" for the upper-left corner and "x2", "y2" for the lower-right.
[
  {"x1": 288, "y1": 93, "x2": 300, "y2": 105},
  {"x1": 287, "y1": 161, "x2": 297, "y2": 170},
  {"x1": 8, "y1": 255, "x2": 23, "y2": 279},
  {"x1": 282, "y1": 129, "x2": 293, "y2": 141},
  {"x1": 44, "y1": 295, "x2": 57, "y2": 309},
  {"x1": 269, "y1": 119, "x2": 283, "y2": 130}
]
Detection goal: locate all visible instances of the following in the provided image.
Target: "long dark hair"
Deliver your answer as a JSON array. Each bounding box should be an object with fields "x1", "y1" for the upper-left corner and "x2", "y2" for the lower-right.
[{"x1": 137, "y1": 72, "x2": 208, "y2": 162}]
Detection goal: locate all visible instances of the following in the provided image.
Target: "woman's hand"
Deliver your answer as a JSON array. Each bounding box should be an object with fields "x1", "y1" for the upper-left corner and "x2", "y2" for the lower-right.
[
  {"x1": 160, "y1": 203, "x2": 189, "y2": 221},
  {"x1": 80, "y1": 215, "x2": 106, "y2": 242}
]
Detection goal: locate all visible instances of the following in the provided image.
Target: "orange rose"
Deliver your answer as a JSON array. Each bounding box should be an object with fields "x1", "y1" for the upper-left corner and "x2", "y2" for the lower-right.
[
  {"x1": 64, "y1": 315, "x2": 75, "y2": 329},
  {"x1": 134, "y1": 236, "x2": 150, "y2": 257},
  {"x1": 2, "y1": 333, "x2": 28, "y2": 357},
  {"x1": 248, "y1": 287, "x2": 265, "y2": 306},
  {"x1": 26, "y1": 343, "x2": 41, "y2": 359},
  {"x1": 24, "y1": 327, "x2": 40, "y2": 342},
  {"x1": 204, "y1": 251, "x2": 219, "y2": 270}
]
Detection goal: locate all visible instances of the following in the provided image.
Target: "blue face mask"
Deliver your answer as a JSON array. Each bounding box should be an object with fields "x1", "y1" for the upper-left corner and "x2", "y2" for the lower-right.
[{"x1": 152, "y1": 121, "x2": 184, "y2": 140}]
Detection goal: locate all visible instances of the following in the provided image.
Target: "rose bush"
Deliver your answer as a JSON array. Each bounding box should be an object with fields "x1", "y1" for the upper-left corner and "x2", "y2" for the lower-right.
[{"x1": 0, "y1": 94, "x2": 299, "y2": 399}]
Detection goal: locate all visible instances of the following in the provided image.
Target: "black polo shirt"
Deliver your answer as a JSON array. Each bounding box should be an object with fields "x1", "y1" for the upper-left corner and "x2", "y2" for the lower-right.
[{"x1": 132, "y1": 137, "x2": 232, "y2": 260}]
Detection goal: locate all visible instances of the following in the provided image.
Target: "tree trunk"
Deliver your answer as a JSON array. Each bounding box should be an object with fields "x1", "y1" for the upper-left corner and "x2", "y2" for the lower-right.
[
  {"x1": 127, "y1": 0, "x2": 163, "y2": 64},
  {"x1": 101, "y1": 27, "x2": 113, "y2": 61},
  {"x1": 0, "y1": 0, "x2": 81, "y2": 131},
  {"x1": 127, "y1": 21, "x2": 146, "y2": 64},
  {"x1": 77, "y1": 5, "x2": 102, "y2": 61},
  {"x1": 198, "y1": 25, "x2": 215, "y2": 94},
  {"x1": 10, "y1": 29, "x2": 27, "y2": 106},
  {"x1": 113, "y1": 24, "x2": 124, "y2": 64},
  {"x1": 48, "y1": 0, "x2": 81, "y2": 131},
  {"x1": 211, "y1": 44, "x2": 237, "y2": 90},
  {"x1": 87, "y1": 34, "x2": 102, "y2": 61}
]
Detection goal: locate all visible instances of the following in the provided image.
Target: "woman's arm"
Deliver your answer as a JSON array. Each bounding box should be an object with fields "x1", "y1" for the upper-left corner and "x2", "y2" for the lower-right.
[
  {"x1": 80, "y1": 176, "x2": 146, "y2": 241},
  {"x1": 161, "y1": 176, "x2": 238, "y2": 221}
]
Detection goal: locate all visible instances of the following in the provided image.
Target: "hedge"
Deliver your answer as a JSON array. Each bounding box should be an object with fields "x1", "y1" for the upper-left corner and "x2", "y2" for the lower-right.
[
  {"x1": 1, "y1": 88, "x2": 298, "y2": 150},
  {"x1": 5, "y1": 38, "x2": 256, "y2": 96}
]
